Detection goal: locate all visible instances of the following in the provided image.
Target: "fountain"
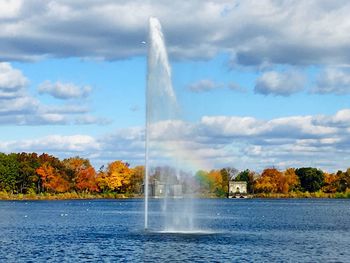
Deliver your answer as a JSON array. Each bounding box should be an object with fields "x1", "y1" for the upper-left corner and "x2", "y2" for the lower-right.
[{"x1": 144, "y1": 17, "x2": 195, "y2": 232}]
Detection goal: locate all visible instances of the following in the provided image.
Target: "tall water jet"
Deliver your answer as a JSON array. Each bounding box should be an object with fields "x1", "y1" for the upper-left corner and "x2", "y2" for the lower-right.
[{"x1": 145, "y1": 17, "x2": 195, "y2": 231}]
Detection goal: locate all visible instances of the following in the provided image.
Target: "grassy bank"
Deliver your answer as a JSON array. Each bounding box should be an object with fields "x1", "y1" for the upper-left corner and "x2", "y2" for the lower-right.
[
  {"x1": 253, "y1": 190, "x2": 350, "y2": 199},
  {"x1": 0, "y1": 191, "x2": 142, "y2": 200},
  {"x1": 1, "y1": 191, "x2": 350, "y2": 200}
]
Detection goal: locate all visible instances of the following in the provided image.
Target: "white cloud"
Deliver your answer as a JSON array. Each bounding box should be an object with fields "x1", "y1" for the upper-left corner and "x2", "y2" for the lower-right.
[
  {"x1": 0, "y1": 134, "x2": 100, "y2": 154},
  {"x1": 188, "y1": 79, "x2": 223, "y2": 92},
  {"x1": 0, "y1": 63, "x2": 105, "y2": 125},
  {"x1": 1, "y1": 0, "x2": 350, "y2": 67},
  {"x1": 314, "y1": 67, "x2": 350, "y2": 94},
  {"x1": 38, "y1": 81, "x2": 91, "y2": 99},
  {"x1": 0, "y1": 0, "x2": 22, "y2": 19},
  {"x1": 0, "y1": 96, "x2": 39, "y2": 115},
  {"x1": 313, "y1": 109, "x2": 350, "y2": 128},
  {"x1": 38, "y1": 113, "x2": 66, "y2": 124},
  {"x1": 0, "y1": 62, "x2": 28, "y2": 98},
  {"x1": 255, "y1": 70, "x2": 305, "y2": 96},
  {"x1": 2, "y1": 109, "x2": 347, "y2": 171}
]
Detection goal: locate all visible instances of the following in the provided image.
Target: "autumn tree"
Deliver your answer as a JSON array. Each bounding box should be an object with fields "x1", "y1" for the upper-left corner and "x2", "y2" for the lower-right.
[
  {"x1": 208, "y1": 169, "x2": 224, "y2": 196},
  {"x1": 321, "y1": 172, "x2": 338, "y2": 193},
  {"x1": 283, "y1": 168, "x2": 299, "y2": 193},
  {"x1": 336, "y1": 169, "x2": 350, "y2": 192},
  {"x1": 255, "y1": 168, "x2": 300, "y2": 194},
  {"x1": 63, "y1": 157, "x2": 91, "y2": 177},
  {"x1": 36, "y1": 163, "x2": 70, "y2": 193},
  {"x1": 255, "y1": 168, "x2": 282, "y2": 193},
  {"x1": 97, "y1": 161, "x2": 133, "y2": 193},
  {"x1": 75, "y1": 167, "x2": 99, "y2": 192},
  {"x1": 62, "y1": 157, "x2": 98, "y2": 192},
  {"x1": 38, "y1": 153, "x2": 63, "y2": 169}
]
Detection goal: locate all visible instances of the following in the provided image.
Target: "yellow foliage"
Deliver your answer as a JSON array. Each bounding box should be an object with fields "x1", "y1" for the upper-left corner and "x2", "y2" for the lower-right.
[
  {"x1": 255, "y1": 168, "x2": 299, "y2": 194},
  {"x1": 208, "y1": 170, "x2": 222, "y2": 192},
  {"x1": 322, "y1": 173, "x2": 338, "y2": 193},
  {"x1": 97, "y1": 161, "x2": 133, "y2": 193}
]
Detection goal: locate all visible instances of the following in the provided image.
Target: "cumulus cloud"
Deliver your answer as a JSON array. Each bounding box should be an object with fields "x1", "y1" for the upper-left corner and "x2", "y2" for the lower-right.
[
  {"x1": 188, "y1": 79, "x2": 223, "y2": 92},
  {"x1": 3, "y1": 109, "x2": 350, "y2": 171},
  {"x1": 313, "y1": 109, "x2": 350, "y2": 128},
  {"x1": 254, "y1": 70, "x2": 305, "y2": 96},
  {"x1": 0, "y1": 134, "x2": 100, "y2": 154},
  {"x1": 0, "y1": 62, "x2": 28, "y2": 98},
  {"x1": 314, "y1": 68, "x2": 350, "y2": 94},
  {"x1": 0, "y1": 63, "x2": 105, "y2": 125},
  {"x1": 0, "y1": 96, "x2": 39, "y2": 115},
  {"x1": 1, "y1": 0, "x2": 350, "y2": 67},
  {"x1": 38, "y1": 81, "x2": 91, "y2": 99}
]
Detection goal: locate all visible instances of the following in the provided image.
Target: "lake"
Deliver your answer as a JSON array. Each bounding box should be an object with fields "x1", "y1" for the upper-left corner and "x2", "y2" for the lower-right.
[{"x1": 0, "y1": 199, "x2": 349, "y2": 262}]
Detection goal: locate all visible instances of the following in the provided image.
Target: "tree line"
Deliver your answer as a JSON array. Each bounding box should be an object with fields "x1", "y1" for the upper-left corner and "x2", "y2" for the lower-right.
[
  {"x1": 0, "y1": 152, "x2": 144, "y2": 195},
  {"x1": 0, "y1": 152, "x2": 349, "y2": 197},
  {"x1": 195, "y1": 167, "x2": 350, "y2": 197}
]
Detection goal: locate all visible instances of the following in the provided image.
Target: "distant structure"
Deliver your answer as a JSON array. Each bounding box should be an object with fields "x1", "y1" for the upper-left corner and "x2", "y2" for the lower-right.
[
  {"x1": 146, "y1": 180, "x2": 183, "y2": 198},
  {"x1": 228, "y1": 181, "x2": 247, "y2": 198}
]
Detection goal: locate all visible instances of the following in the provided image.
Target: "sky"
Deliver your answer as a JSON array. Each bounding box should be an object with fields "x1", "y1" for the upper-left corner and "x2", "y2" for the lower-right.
[{"x1": 1, "y1": 0, "x2": 350, "y2": 172}]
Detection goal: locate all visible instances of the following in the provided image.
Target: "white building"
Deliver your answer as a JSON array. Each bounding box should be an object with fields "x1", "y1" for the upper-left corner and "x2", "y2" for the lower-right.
[{"x1": 228, "y1": 181, "x2": 247, "y2": 198}]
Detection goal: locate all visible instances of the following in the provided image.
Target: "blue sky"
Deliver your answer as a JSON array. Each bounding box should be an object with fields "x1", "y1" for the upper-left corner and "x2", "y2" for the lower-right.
[{"x1": 1, "y1": 0, "x2": 350, "y2": 172}]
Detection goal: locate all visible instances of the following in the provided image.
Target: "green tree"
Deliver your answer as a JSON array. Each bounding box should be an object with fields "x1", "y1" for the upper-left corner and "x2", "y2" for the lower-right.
[
  {"x1": 16, "y1": 152, "x2": 40, "y2": 193},
  {"x1": 0, "y1": 153, "x2": 20, "y2": 193},
  {"x1": 195, "y1": 170, "x2": 211, "y2": 193},
  {"x1": 236, "y1": 169, "x2": 255, "y2": 193},
  {"x1": 295, "y1": 167, "x2": 324, "y2": 192}
]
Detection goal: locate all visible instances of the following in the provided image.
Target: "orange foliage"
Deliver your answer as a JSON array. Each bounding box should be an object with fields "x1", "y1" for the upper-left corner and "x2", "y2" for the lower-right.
[
  {"x1": 322, "y1": 173, "x2": 338, "y2": 193},
  {"x1": 208, "y1": 170, "x2": 223, "y2": 192},
  {"x1": 76, "y1": 167, "x2": 99, "y2": 192},
  {"x1": 282, "y1": 168, "x2": 299, "y2": 193},
  {"x1": 255, "y1": 168, "x2": 281, "y2": 193},
  {"x1": 255, "y1": 168, "x2": 299, "y2": 194},
  {"x1": 63, "y1": 157, "x2": 90, "y2": 171}
]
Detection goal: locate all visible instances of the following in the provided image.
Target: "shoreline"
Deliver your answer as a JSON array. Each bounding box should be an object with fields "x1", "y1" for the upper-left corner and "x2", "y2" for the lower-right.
[
  {"x1": 0, "y1": 192, "x2": 143, "y2": 201},
  {"x1": 0, "y1": 192, "x2": 349, "y2": 201}
]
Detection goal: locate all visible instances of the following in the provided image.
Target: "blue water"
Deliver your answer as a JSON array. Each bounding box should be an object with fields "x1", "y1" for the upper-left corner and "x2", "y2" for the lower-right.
[{"x1": 0, "y1": 199, "x2": 349, "y2": 262}]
